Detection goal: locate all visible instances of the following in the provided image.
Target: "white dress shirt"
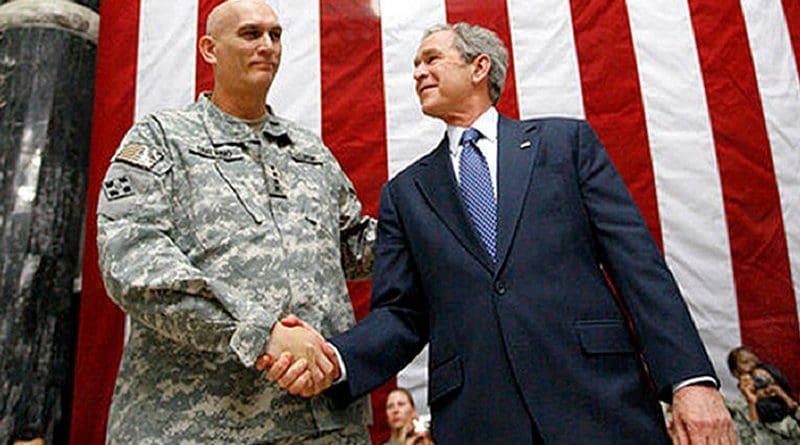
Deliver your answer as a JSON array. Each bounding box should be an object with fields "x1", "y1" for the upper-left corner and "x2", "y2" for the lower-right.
[{"x1": 446, "y1": 107, "x2": 499, "y2": 198}]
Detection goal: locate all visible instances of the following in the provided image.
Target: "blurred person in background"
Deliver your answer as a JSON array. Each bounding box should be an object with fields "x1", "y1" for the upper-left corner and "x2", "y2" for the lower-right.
[
  {"x1": 384, "y1": 388, "x2": 418, "y2": 445},
  {"x1": 728, "y1": 346, "x2": 761, "y2": 380},
  {"x1": 727, "y1": 356, "x2": 800, "y2": 444}
]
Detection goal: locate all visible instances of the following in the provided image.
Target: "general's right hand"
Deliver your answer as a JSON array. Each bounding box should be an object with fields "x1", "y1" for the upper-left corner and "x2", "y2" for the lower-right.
[{"x1": 256, "y1": 315, "x2": 339, "y2": 397}]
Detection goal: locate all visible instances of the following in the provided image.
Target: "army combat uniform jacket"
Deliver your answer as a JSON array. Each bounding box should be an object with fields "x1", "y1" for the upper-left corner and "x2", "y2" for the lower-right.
[{"x1": 97, "y1": 95, "x2": 373, "y2": 444}]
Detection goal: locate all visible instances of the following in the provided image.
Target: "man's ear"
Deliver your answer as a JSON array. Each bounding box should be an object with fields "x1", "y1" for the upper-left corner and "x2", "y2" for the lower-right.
[
  {"x1": 198, "y1": 35, "x2": 217, "y2": 64},
  {"x1": 471, "y1": 54, "x2": 491, "y2": 84}
]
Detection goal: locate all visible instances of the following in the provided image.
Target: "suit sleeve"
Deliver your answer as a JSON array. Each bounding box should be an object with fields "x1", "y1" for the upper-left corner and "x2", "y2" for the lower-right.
[
  {"x1": 574, "y1": 120, "x2": 717, "y2": 401},
  {"x1": 97, "y1": 116, "x2": 277, "y2": 368},
  {"x1": 328, "y1": 183, "x2": 429, "y2": 402}
]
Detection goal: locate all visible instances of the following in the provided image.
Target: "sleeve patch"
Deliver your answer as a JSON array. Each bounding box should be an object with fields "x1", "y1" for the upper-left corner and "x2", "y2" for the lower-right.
[
  {"x1": 103, "y1": 176, "x2": 135, "y2": 201},
  {"x1": 114, "y1": 144, "x2": 164, "y2": 171}
]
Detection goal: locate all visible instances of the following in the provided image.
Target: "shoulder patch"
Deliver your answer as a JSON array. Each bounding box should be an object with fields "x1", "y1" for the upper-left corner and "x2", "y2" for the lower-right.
[
  {"x1": 114, "y1": 144, "x2": 164, "y2": 171},
  {"x1": 103, "y1": 176, "x2": 135, "y2": 201}
]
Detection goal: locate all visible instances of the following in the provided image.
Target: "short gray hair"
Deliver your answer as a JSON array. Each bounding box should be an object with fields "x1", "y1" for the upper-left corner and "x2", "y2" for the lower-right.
[{"x1": 423, "y1": 23, "x2": 509, "y2": 104}]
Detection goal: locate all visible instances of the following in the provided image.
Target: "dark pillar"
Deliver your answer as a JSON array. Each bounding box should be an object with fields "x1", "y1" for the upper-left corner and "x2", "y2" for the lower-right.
[{"x1": 0, "y1": 1, "x2": 98, "y2": 443}]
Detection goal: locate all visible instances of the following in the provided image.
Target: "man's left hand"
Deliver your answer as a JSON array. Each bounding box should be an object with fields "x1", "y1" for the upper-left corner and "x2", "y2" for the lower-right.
[{"x1": 669, "y1": 385, "x2": 737, "y2": 445}]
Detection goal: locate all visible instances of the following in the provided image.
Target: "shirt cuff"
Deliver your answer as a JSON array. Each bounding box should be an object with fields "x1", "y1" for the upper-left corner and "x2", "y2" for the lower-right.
[
  {"x1": 672, "y1": 376, "x2": 717, "y2": 393},
  {"x1": 328, "y1": 342, "x2": 347, "y2": 383}
]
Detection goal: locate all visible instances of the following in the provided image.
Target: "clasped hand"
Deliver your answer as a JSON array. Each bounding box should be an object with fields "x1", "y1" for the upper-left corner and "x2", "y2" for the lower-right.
[{"x1": 255, "y1": 315, "x2": 339, "y2": 398}]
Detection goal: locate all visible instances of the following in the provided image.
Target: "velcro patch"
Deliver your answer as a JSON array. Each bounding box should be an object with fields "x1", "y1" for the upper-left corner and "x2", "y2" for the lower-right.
[
  {"x1": 114, "y1": 144, "x2": 163, "y2": 170},
  {"x1": 189, "y1": 145, "x2": 245, "y2": 161},
  {"x1": 103, "y1": 176, "x2": 135, "y2": 201},
  {"x1": 290, "y1": 152, "x2": 323, "y2": 165}
]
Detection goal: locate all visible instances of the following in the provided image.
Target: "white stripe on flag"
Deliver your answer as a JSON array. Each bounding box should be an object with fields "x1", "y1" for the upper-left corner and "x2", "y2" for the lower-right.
[
  {"x1": 381, "y1": 0, "x2": 447, "y2": 413},
  {"x1": 740, "y1": 0, "x2": 800, "y2": 318},
  {"x1": 507, "y1": 0, "x2": 584, "y2": 118},
  {"x1": 135, "y1": 0, "x2": 198, "y2": 118},
  {"x1": 626, "y1": 0, "x2": 741, "y2": 396},
  {"x1": 381, "y1": 0, "x2": 447, "y2": 178},
  {"x1": 268, "y1": 0, "x2": 322, "y2": 135}
]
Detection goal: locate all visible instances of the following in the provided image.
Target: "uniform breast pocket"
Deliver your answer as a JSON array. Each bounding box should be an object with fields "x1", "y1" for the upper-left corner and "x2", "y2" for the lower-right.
[
  {"x1": 301, "y1": 195, "x2": 338, "y2": 243},
  {"x1": 185, "y1": 160, "x2": 267, "y2": 247}
]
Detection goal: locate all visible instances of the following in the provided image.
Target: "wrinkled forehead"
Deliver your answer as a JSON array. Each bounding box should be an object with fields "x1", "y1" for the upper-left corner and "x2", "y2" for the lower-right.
[
  {"x1": 207, "y1": 0, "x2": 279, "y2": 34},
  {"x1": 414, "y1": 30, "x2": 457, "y2": 64}
]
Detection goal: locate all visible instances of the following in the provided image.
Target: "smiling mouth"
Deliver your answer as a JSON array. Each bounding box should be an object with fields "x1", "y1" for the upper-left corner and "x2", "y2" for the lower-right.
[{"x1": 417, "y1": 85, "x2": 436, "y2": 94}]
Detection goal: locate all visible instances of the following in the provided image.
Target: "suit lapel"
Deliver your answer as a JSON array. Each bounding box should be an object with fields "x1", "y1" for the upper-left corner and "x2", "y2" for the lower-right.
[
  {"x1": 414, "y1": 136, "x2": 494, "y2": 273},
  {"x1": 496, "y1": 115, "x2": 541, "y2": 273}
]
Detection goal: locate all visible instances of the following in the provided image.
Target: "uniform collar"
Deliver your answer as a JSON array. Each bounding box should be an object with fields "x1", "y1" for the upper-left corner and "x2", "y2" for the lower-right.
[{"x1": 198, "y1": 93, "x2": 292, "y2": 146}]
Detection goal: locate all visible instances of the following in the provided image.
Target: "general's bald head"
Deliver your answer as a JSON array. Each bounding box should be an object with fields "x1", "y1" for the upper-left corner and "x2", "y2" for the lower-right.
[
  {"x1": 206, "y1": 0, "x2": 276, "y2": 37},
  {"x1": 198, "y1": 0, "x2": 282, "y2": 109}
]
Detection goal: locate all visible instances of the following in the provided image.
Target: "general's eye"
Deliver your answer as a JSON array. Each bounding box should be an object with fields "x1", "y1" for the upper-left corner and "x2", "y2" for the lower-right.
[
  {"x1": 242, "y1": 30, "x2": 260, "y2": 39},
  {"x1": 269, "y1": 29, "x2": 282, "y2": 41}
]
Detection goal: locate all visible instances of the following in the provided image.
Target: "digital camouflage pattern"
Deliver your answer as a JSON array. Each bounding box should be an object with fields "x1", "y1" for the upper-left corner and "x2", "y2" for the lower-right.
[
  {"x1": 97, "y1": 94, "x2": 374, "y2": 444},
  {"x1": 727, "y1": 399, "x2": 800, "y2": 445}
]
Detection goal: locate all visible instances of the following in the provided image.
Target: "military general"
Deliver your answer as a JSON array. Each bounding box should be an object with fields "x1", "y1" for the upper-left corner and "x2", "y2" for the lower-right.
[{"x1": 96, "y1": 0, "x2": 374, "y2": 443}]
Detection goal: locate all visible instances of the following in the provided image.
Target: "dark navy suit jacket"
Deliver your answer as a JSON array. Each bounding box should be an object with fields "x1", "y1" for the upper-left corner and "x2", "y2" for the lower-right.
[{"x1": 329, "y1": 115, "x2": 716, "y2": 444}]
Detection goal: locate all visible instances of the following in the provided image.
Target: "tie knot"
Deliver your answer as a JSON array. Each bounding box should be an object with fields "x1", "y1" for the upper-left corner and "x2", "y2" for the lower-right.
[{"x1": 460, "y1": 127, "x2": 481, "y2": 146}]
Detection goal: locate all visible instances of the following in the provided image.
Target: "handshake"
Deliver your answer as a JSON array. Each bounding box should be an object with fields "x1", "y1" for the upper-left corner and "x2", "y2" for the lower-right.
[{"x1": 255, "y1": 315, "x2": 340, "y2": 398}]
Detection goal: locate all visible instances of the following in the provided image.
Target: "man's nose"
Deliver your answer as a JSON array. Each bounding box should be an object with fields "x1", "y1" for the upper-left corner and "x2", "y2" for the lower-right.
[
  {"x1": 413, "y1": 64, "x2": 427, "y2": 80},
  {"x1": 257, "y1": 34, "x2": 275, "y2": 53}
]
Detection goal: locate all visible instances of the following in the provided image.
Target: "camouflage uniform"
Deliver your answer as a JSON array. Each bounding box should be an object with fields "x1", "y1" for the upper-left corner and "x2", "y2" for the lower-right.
[
  {"x1": 728, "y1": 398, "x2": 800, "y2": 445},
  {"x1": 97, "y1": 94, "x2": 374, "y2": 444}
]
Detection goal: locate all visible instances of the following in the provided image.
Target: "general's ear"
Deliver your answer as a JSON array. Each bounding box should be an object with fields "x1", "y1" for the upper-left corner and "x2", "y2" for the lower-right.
[
  {"x1": 471, "y1": 54, "x2": 491, "y2": 83},
  {"x1": 198, "y1": 35, "x2": 217, "y2": 64}
]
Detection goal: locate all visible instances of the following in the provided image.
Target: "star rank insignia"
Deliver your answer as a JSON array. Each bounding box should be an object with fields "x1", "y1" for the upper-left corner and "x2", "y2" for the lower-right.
[{"x1": 103, "y1": 176, "x2": 135, "y2": 201}]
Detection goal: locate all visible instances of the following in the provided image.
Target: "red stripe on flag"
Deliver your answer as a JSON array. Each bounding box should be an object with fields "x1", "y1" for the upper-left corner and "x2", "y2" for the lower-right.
[
  {"x1": 689, "y1": 0, "x2": 800, "y2": 389},
  {"x1": 444, "y1": 0, "x2": 520, "y2": 118},
  {"x1": 570, "y1": 0, "x2": 663, "y2": 249},
  {"x1": 319, "y1": 1, "x2": 391, "y2": 443},
  {"x1": 783, "y1": 0, "x2": 800, "y2": 76},
  {"x1": 69, "y1": 1, "x2": 139, "y2": 444},
  {"x1": 196, "y1": 0, "x2": 221, "y2": 96}
]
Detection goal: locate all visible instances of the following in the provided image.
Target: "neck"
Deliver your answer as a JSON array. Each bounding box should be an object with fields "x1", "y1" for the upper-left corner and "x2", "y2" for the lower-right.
[
  {"x1": 442, "y1": 99, "x2": 492, "y2": 127},
  {"x1": 391, "y1": 429, "x2": 404, "y2": 441},
  {"x1": 210, "y1": 83, "x2": 269, "y2": 120}
]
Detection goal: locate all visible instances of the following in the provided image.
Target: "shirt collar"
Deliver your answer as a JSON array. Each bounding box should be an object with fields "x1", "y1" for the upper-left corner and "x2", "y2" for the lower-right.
[
  {"x1": 446, "y1": 107, "x2": 498, "y2": 155},
  {"x1": 198, "y1": 92, "x2": 291, "y2": 146}
]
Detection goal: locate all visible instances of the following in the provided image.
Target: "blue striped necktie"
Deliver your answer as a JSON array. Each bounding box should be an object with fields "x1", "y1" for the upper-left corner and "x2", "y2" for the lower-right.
[{"x1": 458, "y1": 127, "x2": 497, "y2": 259}]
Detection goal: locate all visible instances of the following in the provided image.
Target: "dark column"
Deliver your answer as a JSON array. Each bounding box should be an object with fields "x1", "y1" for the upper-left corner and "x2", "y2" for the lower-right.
[
  {"x1": 0, "y1": 1, "x2": 98, "y2": 443},
  {"x1": 0, "y1": 0, "x2": 97, "y2": 11}
]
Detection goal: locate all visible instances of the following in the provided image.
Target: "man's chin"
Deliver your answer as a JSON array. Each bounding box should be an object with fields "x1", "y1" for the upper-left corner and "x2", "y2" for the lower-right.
[
  {"x1": 246, "y1": 73, "x2": 275, "y2": 90},
  {"x1": 419, "y1": 103, "x2": 444, "y2": 119}
]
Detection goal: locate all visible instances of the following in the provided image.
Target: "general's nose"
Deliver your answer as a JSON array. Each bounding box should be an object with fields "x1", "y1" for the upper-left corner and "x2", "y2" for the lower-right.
[{"x1": 257, "y1": 34, "x2": 275, "y2": 52}]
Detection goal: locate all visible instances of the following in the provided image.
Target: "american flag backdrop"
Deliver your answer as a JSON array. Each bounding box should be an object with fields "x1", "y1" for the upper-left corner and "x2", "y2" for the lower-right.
[{"x1": 71, "y1": 0, "x2": 800, "y2": 443}]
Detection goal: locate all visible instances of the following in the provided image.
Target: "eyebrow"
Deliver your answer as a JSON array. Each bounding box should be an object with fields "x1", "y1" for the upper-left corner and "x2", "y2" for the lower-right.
[
  {"x1": 413, "y1": 48, "x2": 439, "y2": 66},
  {"x1": 236, "y1": 22, "x2": 282, "y2": 33}
]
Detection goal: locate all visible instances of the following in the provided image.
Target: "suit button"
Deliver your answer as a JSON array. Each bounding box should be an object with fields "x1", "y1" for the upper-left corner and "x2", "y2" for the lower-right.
[{"x1": 494, "y1": 281, "x2": 507, "y2": 295}]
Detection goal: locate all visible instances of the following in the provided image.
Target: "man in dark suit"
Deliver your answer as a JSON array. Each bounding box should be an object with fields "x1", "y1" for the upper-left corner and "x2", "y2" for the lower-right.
[{"x1": 263, "y1": 22, "x2": 735, "y2": 445}]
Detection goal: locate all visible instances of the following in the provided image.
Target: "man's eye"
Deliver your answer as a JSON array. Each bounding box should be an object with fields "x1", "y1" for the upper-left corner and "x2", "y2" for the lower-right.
[{"x1": 269, "y1": 30, "x2": 282, "y2": 41}]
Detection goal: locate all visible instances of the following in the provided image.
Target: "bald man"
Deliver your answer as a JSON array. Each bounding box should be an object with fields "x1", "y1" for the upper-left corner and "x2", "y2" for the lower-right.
[{"x1": 96, "y1": 1, "x2": 374, "y2": 442}]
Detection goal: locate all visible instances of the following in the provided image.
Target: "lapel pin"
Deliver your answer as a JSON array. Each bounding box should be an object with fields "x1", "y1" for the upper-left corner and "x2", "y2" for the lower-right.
[{"x1": 520, "y1": 140, "x2": 532, "y2": 150}]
